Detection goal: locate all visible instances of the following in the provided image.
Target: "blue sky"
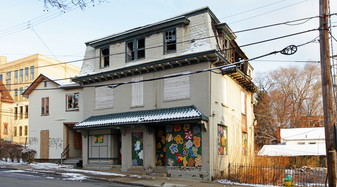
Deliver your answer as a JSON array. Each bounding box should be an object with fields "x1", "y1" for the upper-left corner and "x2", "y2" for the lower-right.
[{"x1": 0, "y1": 0, "x2": 336, "y2": 74}]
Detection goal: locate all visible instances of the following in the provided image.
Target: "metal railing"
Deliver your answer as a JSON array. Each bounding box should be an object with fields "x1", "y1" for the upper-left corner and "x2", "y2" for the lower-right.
[
  {"x1": 60, "y1": 144, "x2": 69, "y2": 165},
  {"x1": 227, "y1": 163, "x2": 327, "y2": 186}
]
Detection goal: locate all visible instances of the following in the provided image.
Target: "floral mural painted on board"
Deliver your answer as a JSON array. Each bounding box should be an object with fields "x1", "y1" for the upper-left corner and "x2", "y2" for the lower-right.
[
  {"x1": 165, "y1": 124, "x2": 202, "y2": 167},
  {"x1": 132, "y1": 132, "x2": 143, "y2": 166},
  {"x1": 242, "y1": 132, "x2": 248, "y2": 156},
  {"x1": 218, "y1": 125, "x2": 227, "y2": 155},
  {"x1": 156, "y1": 127, "x2": 166, "y2": 166},
  {"x1": 95, "y1": 135, "x2": 103, "y2": 143}
]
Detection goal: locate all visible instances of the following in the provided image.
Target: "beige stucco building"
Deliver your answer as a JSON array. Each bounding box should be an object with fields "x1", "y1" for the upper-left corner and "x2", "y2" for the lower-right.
[
  {"x1": 0, "y1": 54, "x2": 80, "y2": 144},
  {"x1": 23, "y1": 74, "x2": 83, "y2": 161},
  {"x1": 73, "y1": 7, "x2": 256, "y2": 180}
]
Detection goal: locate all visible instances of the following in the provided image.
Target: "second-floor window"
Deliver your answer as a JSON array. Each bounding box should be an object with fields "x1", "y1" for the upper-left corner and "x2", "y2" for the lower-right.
[
  {"x1": 66, "y1": 93, "x2": 79, "y2": 111},
  {"x1": 131, "y1": 77, "x2": 143, "y2": 107},
  {"x1": 30, "y1": 66, "x2": 34, "y2": 80},
  {"x1": 164, "y1": 29, "x2": 176, "y2": 53},
  {"x1": 0, "y1": 74, "x2": 2, "y2": 81},
  {"x1": 100, "y1": 47, "x2": 110, "y2": 68},
  {"x1": 41, "y1": 97, "x2": 49, "y2": 116},
  {"x1": 25, "y1": 105, "x2": 28, "y2": 118},
  {"x1": 6, "y1": 72, "x2": 11, "y2": 90},
  {"x1": 126, "y1": 38, "x2": 145, "y2": 62},
  {"x1": 20, "y1": 87, "x2": 23, "y2": 96},
  {"x1": 14, "y1": 89, "x2": 18, "y2": 97},
  {"x1": 14, "y1": 70, "x2": 18, "y2": 83},
  {"x1": 25, "y1": 67, "x2": 29, "y2": 81},
  {"x1": 164, "y1": 72, "x2": 190, "y2": 101},
  {"x1": 14, "y1": 107, "x2": 18, "y2": 120},
  {"x1": 20, "y1": 69, "x2": 23, "y2": 82}
]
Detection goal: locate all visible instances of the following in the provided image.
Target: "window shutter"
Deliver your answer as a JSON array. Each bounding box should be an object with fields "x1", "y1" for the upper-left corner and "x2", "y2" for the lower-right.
[
  {"x1": 164, "y1": 72, "x2": 190, "y2": 101},
  {"x1": 95, "y1": 87, "x2": 114, "y2": 109}
]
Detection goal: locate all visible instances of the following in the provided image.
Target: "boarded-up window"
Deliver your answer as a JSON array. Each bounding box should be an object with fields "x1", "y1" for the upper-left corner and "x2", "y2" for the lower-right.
[
  {"x1": 218, "y1": 125, "x2": 227, "y2": 155},
  {"x1": 243, "y1": 132, "x2": 248, "y2": 156},
  {"x1": 132, "y1": 77, "x2": 143, "y2": 107},
  {"x1": 164, "y1": 72, "x2": 190, "y2": 101},
  {"x1": 95, "y1": 87, "x2": 113, "y2": 109},
  {"x1": 89, "y1": 134, "x2": 110, "y2": 158},
  {"x1": 132, "y1": 132, "x2": 143, "y2": 166}
]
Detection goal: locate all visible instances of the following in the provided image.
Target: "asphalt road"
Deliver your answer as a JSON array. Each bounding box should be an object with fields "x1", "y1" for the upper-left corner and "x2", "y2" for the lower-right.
[{"x1": 0, "y1": 168, "x2": 140, "y2": 187}]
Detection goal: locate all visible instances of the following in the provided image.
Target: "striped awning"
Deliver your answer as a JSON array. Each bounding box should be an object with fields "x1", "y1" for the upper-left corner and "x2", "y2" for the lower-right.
[{"x1": 75, "y1": 105, "x2": 208, "y2": 129}]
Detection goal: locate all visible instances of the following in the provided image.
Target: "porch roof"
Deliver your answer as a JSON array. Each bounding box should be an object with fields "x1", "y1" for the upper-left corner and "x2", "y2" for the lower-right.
[{"x1": 74, "y1": 105, "x2": 208, "y2": 129}]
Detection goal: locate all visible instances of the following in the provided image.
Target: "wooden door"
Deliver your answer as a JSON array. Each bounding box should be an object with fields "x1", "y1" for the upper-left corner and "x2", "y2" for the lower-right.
[{"x1": 40, "y1": 130, "x2": 49, "y2": 159}]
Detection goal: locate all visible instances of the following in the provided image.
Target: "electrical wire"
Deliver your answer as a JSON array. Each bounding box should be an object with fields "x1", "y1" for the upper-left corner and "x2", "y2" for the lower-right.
[
  {"x1": 0, "y1": 43, "x2": 305, "y2": 93},
  {"x1": 0, "y1": 28, "x2": 319, "y2": 88},
  {"x1": 228, "y1": 0, "x2": 309, "y2": 24}
]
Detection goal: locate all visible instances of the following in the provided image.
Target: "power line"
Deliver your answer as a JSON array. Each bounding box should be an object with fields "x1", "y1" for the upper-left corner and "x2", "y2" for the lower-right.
[
  {"x1": 228, "y1": 0, "x2": 309, "y2": 24},
  {"x1": 219, "y1": 0, "x2": 288, "y2": 19},
  {"x1": 0, "y1": 44, "x2": 303, "y2": 93},
  {"x1": 0, "y1": 28, "x2": 319, "y2": 88}
]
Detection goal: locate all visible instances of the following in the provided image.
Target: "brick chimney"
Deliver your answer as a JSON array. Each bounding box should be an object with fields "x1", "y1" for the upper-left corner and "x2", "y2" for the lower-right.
[
  {"x1": 276, "y1": 126, "x2": 281, "y2": 143},
  {"x1": 0, "y1": 56, "x2": 7, "y2": 64}
]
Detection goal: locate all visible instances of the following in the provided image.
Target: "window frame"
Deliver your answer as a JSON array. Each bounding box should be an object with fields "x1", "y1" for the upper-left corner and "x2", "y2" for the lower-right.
[
  {"x1": 19, "y1": 126, "x2": 22, "y2": 136},
  {"x1": 6, "y1": 72, "x2": 10, "y2": 90},
  {"x1": 25, "y1": 67, "x2": 29, "y2": 81},
  {"x1": 3, "y1": 123, "x2": 8, "y2": 135},
  {"x1": 30, "y1": 66, "x2": 34, "y2": 80},
  {"x1": 163, "y1": 28, "x2": 177, "y2": 54},
  {"x1": 66, "y1": 93, "x2": 79, "y2": 111},
  {"x1": 14, "y1": 70, "x2": 18, "y2": 83},
  {"x1": 125, "y1": 37, "x2": 145, "y2": 62},
  {"x1": 100, "y1": 46, "x2": 110, "y2": 68},
  {"x1": 41, "y1": 97, "x2": 49, "y2": 116},
  {"x1": 19, "y1": 69, "x2": 23, "y2": 82}
]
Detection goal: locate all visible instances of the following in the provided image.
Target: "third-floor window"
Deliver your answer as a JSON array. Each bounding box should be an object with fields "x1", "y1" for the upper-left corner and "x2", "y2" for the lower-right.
[
  {"x1": 164, "y1": 29, "x2": 176, "y2": 54},
  {"x1": 126, "y1": 38, "x2": 145, "y2": 62},
  {"x1": 100, "y1": 47, "x2": 110, "y2": 68}
]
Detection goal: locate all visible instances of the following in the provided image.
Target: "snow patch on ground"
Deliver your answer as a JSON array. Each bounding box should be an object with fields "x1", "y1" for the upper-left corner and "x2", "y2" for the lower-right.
[
  {"x1": 61, "y1": 173, "x2": 87, "y2": 181},
  {"x1": 215, "y1": 179, "x2": 278, "y2": 187}
]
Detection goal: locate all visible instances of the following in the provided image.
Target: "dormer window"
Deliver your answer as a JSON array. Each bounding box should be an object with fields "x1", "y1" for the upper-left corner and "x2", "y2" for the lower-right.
[
  {"x1": 100, "y1": 47, "x2": 110, "y2": 68},
  {"x1": 126, "y1": 38, "x2": 145, "y2": 62},
  {"x1": 164, "y1": 29, "x2": 176, "y2": 53}
]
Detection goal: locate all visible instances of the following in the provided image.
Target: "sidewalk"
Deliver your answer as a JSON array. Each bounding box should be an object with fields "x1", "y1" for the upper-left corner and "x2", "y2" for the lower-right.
[{"x1": 0, "y1": 161, "x2": 248, "y2": 187}]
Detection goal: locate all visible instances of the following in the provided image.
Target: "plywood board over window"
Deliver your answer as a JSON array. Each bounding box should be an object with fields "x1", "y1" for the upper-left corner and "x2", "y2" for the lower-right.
[
  {"x1": 132, "y1": 77, "x2": 143, "y2": 107},
  {"x1": 164, "y1": 72, "x2": 190, "y2": 101},
  {"x1": 95, "y1": 87, "x2": 113, "y2": 109}
]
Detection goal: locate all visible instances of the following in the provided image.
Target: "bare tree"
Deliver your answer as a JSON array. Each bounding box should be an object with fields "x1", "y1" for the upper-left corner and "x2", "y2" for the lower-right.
[
  {"x1": 43, "y1": 0, "x2": 104, "y2": 10},
  {"x1": 254, "y1": 64, "x2": 323, "y2": 146}
]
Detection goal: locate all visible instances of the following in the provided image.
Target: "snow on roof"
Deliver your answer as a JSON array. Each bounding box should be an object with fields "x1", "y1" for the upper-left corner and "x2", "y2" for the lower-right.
[
  {"x1": 281, "y1": 127, "x2": 325, "y2": 141},
  {"x1": 258, "y1": 144, "x2": 326, "y2": 156},
  {"x1": 43, "y1": 74, "x2": 72, "y2": 86}
]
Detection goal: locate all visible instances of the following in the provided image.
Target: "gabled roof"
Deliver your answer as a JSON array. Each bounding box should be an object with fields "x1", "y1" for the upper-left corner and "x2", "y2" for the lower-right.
[
  {"x1": 75, "y1": 105, "x2": 208, "y2": 129},
  {"x1": 0, "y1": 81, "x2": 14, "y2": 103},
  {"x1": 22, "y1": 74, "x2": 81, "y2": 97}
]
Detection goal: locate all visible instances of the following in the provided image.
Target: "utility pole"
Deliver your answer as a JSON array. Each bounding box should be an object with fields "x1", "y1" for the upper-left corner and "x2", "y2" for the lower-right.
[{"x1": 319, "y1": 0, "x2": 336, "y2": 186}]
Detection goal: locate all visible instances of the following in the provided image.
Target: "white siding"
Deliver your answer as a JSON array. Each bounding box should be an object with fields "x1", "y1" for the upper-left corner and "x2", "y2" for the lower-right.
[
  {"x1": 164, "y1": 72, "x2": 190, "y2": 101},
  {"x1": 95, "y1": 87, "x2": 114, "y2": 109},
  {"x1": 222, "y1": 78, "x2": 227, "y2": 106},
  {"x1": 132, "y1": 77, "x2": 144, "y2": 107}
]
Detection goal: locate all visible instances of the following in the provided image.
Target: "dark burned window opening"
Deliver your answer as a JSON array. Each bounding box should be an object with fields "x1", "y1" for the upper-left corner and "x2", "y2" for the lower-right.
[
  {"x1": 100, "y1": 47, "x2": 110, "y2": 68},
  {"x1": 164, "y1": 29, "x2": 176, "y2": 53},
  {"x1": 126, "y1": 38, "x2": 145, "y2": 62}
]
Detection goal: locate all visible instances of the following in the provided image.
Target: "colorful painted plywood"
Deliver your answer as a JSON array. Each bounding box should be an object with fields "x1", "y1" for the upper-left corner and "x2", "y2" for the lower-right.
[
  {"x1": 218, "y1": 125, "x2": 227, "y2": 155},
  {"x1": 242, "y1": 132, "x2": 248, "y2": 156},
  {"x1": 156, "y1": 127, "x2": 166, "y2": 166},
  {"x1": 95, "y1": 135, "x2": 103, "y2": 143},
  {"x1": 166, "y1": 124, "x2": 202, "y2": 167},
  {"x1": 132, "y1": 132, "x2": 143, "y2": 166}
]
